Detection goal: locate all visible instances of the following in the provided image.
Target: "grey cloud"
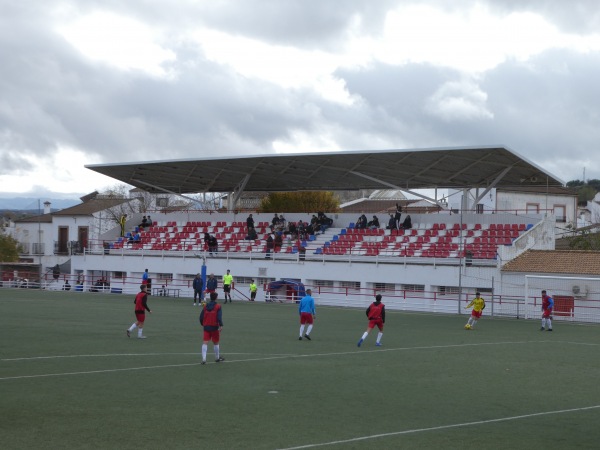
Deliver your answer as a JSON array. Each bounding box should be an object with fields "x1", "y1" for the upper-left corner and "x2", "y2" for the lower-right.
[{"x1": 334, "y1": 50, "x2": 600, "y2": 181}]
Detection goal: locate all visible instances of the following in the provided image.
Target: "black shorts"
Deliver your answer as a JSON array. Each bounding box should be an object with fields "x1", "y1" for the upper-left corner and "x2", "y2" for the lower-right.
[{"x1": 223, "y1": 285, "x2": 231, "y2": 293}]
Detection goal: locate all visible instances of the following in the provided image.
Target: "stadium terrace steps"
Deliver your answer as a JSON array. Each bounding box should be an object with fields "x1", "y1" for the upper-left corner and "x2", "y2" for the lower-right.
[{"x1": 110, "y1": 220, "x2": 530, "y2": 260}]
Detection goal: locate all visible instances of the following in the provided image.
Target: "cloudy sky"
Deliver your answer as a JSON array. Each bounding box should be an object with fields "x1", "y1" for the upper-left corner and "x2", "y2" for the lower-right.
[{"x1": 1, "y1": 0, "x2": 600, "y2": 200}]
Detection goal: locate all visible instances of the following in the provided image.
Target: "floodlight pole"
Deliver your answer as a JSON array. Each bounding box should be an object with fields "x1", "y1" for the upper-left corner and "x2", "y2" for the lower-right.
[
  {"x1": 458, "y1": 195, "x2": 464, "y2": 314},
  {"x1": 194, "y1": 254, "x2": 207, "y2": 300}
]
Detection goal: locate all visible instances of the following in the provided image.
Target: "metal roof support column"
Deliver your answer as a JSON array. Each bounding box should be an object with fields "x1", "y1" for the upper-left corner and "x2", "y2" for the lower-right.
[{"x1": 230, "y1": 174, "x2": 251, "y2": 212}]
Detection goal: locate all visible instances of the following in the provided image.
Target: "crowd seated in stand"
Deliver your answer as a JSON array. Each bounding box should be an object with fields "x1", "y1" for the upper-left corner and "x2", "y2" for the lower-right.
[{"x1": 106, "y1": 217, "x2": 531, "y2": 261}]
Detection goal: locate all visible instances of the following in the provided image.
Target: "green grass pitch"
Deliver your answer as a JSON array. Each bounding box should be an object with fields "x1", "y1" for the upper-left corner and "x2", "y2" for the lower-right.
[{"x1": 2, "y1": 288, "x2": 600, "y2": 449}]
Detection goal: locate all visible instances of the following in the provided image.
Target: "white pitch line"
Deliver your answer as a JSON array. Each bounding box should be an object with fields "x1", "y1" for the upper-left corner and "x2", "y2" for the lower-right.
[
  {"x1": 1, "y1": 352, "x2": 293, "y2": 362},
  {"x1": 276, "y1": 405, "x2": 600, "y2": 450},
  {"x1": 0, "y1": 340, "x2": 542, "y2": 381}
]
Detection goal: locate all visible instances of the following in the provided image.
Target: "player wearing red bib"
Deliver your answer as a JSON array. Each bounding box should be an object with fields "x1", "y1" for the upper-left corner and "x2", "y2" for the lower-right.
[
  {"x1": 541, "y1": 290, "x2": 554, "y2": 331},
  {"x1": 126, "y1": 284, "x2": 152, "y2": 339},
  {"x1": 199, "y1": 292, "x2": 225, "y2": 364},
  {"x1": 357, "y1": 294, "x2": 385, "y2": 347}
]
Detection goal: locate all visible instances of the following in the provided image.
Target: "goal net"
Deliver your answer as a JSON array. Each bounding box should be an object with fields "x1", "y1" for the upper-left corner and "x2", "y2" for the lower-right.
[{"x1": 524, "y1": 275, "x2": 600, "y2": 323}]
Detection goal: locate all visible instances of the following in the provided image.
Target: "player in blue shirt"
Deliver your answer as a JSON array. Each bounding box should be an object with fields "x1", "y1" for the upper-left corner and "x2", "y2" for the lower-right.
[{"x1": 298, "y1": 289, "x2": 315, "y2": 340}]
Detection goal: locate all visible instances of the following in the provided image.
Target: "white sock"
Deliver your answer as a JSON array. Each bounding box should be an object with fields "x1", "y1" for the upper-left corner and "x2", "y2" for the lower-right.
[
  {"x1": 471, "y1": 319, "x2": 478, "y2": 328},
  {"x1": 299, "y1": 325, "x2": 305, "y2": 337},
  {"x1": 306, "y1": 324, "x2": 313, "y2": 335},
  {"x1": 202, "y1": 344, "x2": 207, "y2": 361},
  {"x1": 547, "y1": 318, "x2": 552, "y2": 329},
  {"x1": 128, "y1": 324, "x2": 137, "y2": 332},
  {"x1": 361, "y1": 331, "x2": 368, "y2": 340},
  {"x1": 214, "y1": 344, "x2": 220, "y2": 359},
  {"x1": 376, "y1": 332, "x2": 383, "y2": 343},
  {"x1": 541, "y1": 318, "x2": 546, "y2": 328},
  {"x1": 138, "y1": 328, "x2": 143, "y2": 337}
]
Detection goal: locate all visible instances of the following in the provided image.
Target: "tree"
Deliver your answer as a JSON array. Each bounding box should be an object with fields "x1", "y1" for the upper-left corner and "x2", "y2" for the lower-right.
[
  {"x1": 259, "y1": 192, "x2": 340, "y2": 213},
  {"x1": 567, "y1": 229, "x2": 600, "y2": 250},
  {"x1": 0, "y1": 234, "x2": 20, "y2": 262}
]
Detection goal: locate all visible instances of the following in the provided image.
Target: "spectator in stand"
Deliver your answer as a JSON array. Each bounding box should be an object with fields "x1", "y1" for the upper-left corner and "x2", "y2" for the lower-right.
[
  {"x1": 265, "y1": 234, "x2": 274, "y2": 259},
  {"x1": 119, "y1": 214, "x2": 127, "y2": 237},
  {"x1": 356, "y1": 214, "x2": 367, "y2": 229},
  {"x1": 310, "y1": 215, "x2": 318, "y2": 229},
  {"x1": 245, "y1": 227, "x2": 258, "y2": 240},
  {"x1": 246, "y1": 213, "x2": 255, "y2": 231},
  {"x1": 208, "y1": 235, "x2": 218, "y2": 256},
  {"x1": 139, "y1": 216, "x2": 148, "y2": 229},
  {"x1": 318, "y1": 212, "x2": 333, "y2": 228},
  {"x1": 274, "y1": 233, "x2": 283, "y2": 252},
  {"x1": 297, "y1": 221, "x2": 306, "y2": 239},
  {"x1": 401, "y1": 215, "x2": 412, "y2": 230},
  {"x1": 388, "y1": 214, "x2": 396, "y2": 233},
  {"x1": 368, "y1": 215, "x2": 380, "y2": 229},
  {"x1": 278, "y1": 214, "x2": 287, "y2": 231},
  {"x1": 147, "y1": 215, "x2": 152, "y2": 227},
  {"x1": 394, "y1": 203, "x2": 402, "y2": 230},
  {"x1": 271, "y1": 214, "x2": 280, "y2": 232},
  {"x1": 288, "y1": 221, "x2": 297, "y2": 238},
  {"x1": 203, "y1": 232, "x2": 211, "y2": 247}
]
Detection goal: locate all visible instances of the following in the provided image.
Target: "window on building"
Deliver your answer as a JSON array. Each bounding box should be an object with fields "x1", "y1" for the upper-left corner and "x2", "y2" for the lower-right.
[
  {"x1": 554, "y1": 205, "x2": 566, "y2": 223},
  {"x1": 439, "y1": 286, "x2": 460, "y2": 295},
  {"x1": 401, "y1": 284, "x2": 425, "y2": 292},
  {"x1": 374, "y1": 282, "x2": 396, "y2": 292},
  {"x1": 313, "y1": 280, "x2": 334, "y2": 291},
  {"x1": 340, "y1": 281, "x2": 361, "y2": 292},
  {"x1": 526, "y1": 203, "x2": 540, "y2": 214},
  {"x1": 156, "y1": 197, "x2": 169, "y2": 207}
]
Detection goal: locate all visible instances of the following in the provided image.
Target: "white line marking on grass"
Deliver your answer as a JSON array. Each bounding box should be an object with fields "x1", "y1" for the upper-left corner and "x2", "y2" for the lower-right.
[
  {"x1": 0, "y1": 362, "x2": 204, "y2": 380},
  {"x1": 1, "y1": 352, "x2": 290, "y2": 362},
  {"x1": 0, "y1": 340, "x2": 557, "y2": 381},
  {"x1": 276, "y1": 405, "x2": 600, "y2": 450}
]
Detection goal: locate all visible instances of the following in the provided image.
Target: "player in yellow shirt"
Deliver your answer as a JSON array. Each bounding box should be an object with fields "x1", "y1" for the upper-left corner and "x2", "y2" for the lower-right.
[
  {"x1": 222, "y1": 269, "x2": 233, "y2": 303},
  {"x1": 464, "y1": 291, "x2": 485, "y2": 329},
  {"x1": 249, "y1": 279, "x2": 257, "y2": 301}
]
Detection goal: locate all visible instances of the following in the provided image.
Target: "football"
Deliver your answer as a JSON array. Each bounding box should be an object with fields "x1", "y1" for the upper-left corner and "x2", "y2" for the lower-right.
[{"x1": 464, "y1": 324, "x2": 471, "y2": 330}]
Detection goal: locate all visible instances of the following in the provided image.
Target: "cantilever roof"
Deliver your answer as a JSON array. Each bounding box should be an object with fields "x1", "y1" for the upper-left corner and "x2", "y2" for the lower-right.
[{"x1": 85, "y1": 146, "x2": 564, "y2": 195}]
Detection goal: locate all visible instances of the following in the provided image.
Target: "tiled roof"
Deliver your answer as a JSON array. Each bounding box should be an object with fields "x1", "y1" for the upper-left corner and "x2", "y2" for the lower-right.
[
  {"x1": 51, "y1": 198, "x2": 131, "y2": 216},
  {"x1": 501, "y1": 249, "x2": 600, "y2": 275},
  {"x1": 14, "y1": 214, "x2": 53, "y2": 223}
]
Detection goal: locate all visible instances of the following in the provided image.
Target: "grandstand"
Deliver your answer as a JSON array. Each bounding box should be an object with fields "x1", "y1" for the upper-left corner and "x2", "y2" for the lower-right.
[{"x1": 8, "y1": 146, "x2": 593, "y2": 323}]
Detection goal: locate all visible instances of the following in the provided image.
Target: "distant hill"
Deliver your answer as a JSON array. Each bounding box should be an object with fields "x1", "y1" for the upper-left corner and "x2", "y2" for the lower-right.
[{"x1": 0, "y1": 197, "x2": 81, "y2": 210}]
